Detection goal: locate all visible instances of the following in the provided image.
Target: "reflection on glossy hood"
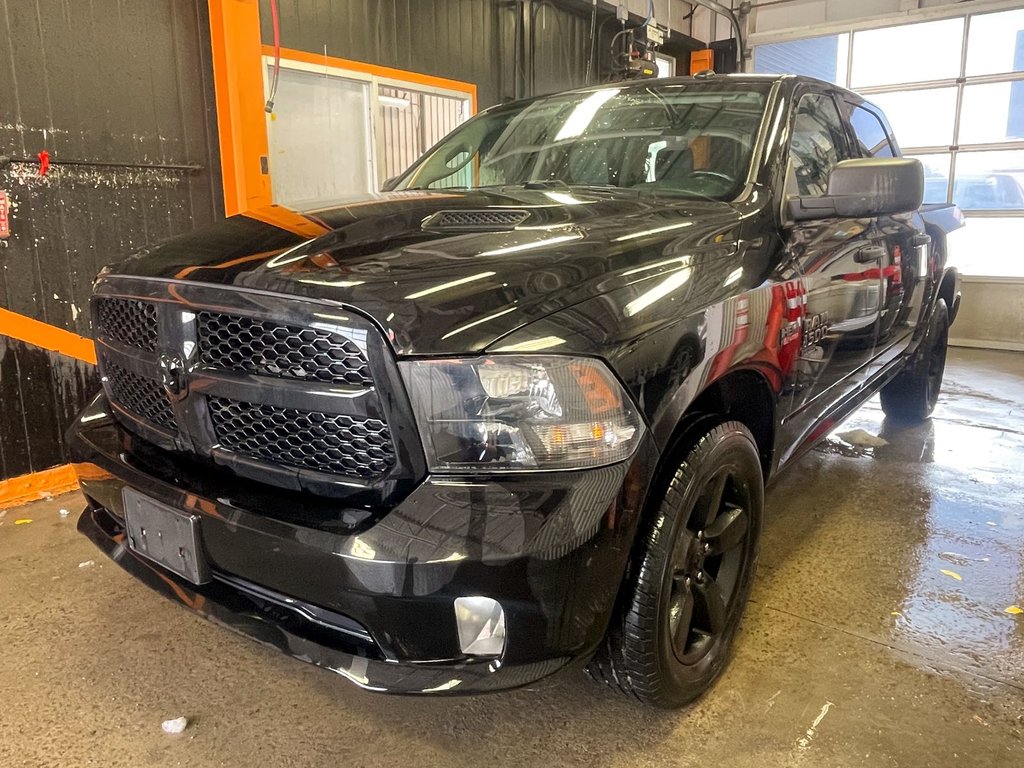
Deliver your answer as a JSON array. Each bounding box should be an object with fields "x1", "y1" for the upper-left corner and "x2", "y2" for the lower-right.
[{"x1": 109, "y1": 187, "x2": 745, "y2": 354}]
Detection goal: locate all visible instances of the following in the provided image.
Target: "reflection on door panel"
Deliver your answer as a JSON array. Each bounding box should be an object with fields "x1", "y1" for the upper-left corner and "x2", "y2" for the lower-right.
[{"x1": 777, "y1": 90, "x2": 883, "y2": 463}]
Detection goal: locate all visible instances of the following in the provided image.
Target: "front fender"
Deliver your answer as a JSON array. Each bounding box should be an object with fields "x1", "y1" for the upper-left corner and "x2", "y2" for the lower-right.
[{"x1": 487, "y1": 277, "x2": 790, "y2": 454}]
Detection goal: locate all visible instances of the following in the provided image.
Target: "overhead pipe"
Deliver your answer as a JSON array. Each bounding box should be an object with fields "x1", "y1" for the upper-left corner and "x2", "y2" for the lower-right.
[{"x1": 690, "y1": 0, "x2": 746, "y2": 72}]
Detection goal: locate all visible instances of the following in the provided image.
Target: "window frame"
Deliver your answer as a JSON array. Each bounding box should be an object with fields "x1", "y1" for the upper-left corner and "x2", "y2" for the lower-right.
[
  {"x1": 845, "y1": 101, "x2": 897, "y2": 159},
  {"x1": 260, "y1": 51, "x2": 476, "y2": 203}
]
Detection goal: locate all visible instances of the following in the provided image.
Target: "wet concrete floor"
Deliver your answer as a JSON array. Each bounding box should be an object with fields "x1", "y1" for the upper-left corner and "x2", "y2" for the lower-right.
[{"x1": 1, "y1": 347, "x2": 1022, "y2": 767}]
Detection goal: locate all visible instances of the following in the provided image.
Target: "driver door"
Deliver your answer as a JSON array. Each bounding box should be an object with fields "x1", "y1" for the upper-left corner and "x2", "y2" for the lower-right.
[{"x1": 778, "y1": 90, "x2": 884, "y2": 463}]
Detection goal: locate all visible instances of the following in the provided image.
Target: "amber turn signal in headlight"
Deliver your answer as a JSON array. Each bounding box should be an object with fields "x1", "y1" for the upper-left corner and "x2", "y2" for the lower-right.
[{"x1": 399, "y1": 355, "x2": 645, "y2": 472}]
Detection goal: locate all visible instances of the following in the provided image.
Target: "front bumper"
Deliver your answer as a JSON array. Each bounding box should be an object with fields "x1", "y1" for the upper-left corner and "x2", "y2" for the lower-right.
[{"x1": 70, "y1": 393, "x2": 658, "y2": 694}]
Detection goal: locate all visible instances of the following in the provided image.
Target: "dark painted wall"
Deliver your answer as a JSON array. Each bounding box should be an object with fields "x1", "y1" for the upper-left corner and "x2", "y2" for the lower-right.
[
  {"x1": 0, "y1": 0, "x2": 221, "y2": 480},
  {"x1": 257, "y1": 0, "x2": 692, "y2": 108}
]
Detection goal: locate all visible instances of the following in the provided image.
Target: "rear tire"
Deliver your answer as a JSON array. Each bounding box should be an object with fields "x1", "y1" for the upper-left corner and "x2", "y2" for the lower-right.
[
  {"x1": 880, "y1": 299, "x2": 949, "y2": 423},
  {"x1": 587, "y1": 421, "x2": 764, "y2": 708}
]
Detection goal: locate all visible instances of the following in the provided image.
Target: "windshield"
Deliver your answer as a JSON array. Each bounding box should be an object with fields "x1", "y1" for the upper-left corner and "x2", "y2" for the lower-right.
[{"x1": 395, "y1": 82, "x2": 770, "y2": 200}]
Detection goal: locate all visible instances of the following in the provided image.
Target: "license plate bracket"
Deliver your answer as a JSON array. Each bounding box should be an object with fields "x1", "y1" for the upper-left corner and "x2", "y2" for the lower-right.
[{"x1": 122, "y1": 487, "x2": 211, "y2": 585}]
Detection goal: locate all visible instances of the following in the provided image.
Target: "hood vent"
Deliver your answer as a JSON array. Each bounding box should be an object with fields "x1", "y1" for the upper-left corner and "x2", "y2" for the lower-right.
[{"x1": 423, "y1": 209, "x2": 530, "y2": 231}]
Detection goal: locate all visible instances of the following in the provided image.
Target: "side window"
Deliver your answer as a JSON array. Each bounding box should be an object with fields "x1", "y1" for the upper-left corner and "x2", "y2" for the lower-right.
[
  {"x1": 848, "y1": 103, "x2": 895, "y2": 158},
  {"x1": 786, "y1": 92, "x2": 851, "y2": 197}
]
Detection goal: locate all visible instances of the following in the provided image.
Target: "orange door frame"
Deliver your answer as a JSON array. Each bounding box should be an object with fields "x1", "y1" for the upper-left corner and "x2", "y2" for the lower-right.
[{"x1": 208, "y1": 0, "x2": 273, "y2": 217}]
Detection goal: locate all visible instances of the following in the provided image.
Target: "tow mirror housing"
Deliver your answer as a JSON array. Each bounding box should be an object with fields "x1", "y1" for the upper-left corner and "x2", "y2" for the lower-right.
[{"x1": 788, "y1": 157, "x2": 924, "y2": 221}]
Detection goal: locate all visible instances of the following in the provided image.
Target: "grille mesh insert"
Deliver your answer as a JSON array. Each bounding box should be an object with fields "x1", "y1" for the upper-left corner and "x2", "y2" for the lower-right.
[
  {"x1": 208, "y1": 397, "x2": 396, "y2": 478},
  {"x1": 102, "y1": 358, "x2": 176, "y2": 432},
  {"x1": 95, "y1": 297, "x2": 158, "y2": 352},
  {"x1": 198, "y1": 312, "x2": 372, "y2": 386}
]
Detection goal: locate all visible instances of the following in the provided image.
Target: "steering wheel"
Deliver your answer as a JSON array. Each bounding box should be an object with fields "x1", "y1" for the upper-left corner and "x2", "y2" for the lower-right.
[{"x1": 687, "y1": 170, "x2": 733, "y2": 184}]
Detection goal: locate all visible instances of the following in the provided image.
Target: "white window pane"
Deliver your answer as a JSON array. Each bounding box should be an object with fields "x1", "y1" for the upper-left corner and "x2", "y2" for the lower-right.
[
  {"x1": 753, "y1": 34, "x2": 848, "y2": 84},
  {"x1": 867, "y1": 88, "x2": 957, "y2": 148},
  {"x1": 953, "y1": 150, "x2": 1024, "y2": 211},
  {"x1": 946, "y1": 217, "x2": 1024, "y2": 277},
  {"x1": 912, "y1": 153, "x2": 952, "y2": 205},
  {"x1": 958, "y1": 82, "x2": 1024, "y2": 144},
  {"x1": 267, "y1": 66, "x2": 372, "y2": 207},
  {"x1": 378, "y1": 85, "x2": 469, "y2": 188},
  {"x1": 851, "y1": 18, "x2": 963, "y2": 87},
  {"x1": 965, "y1": 9, "x2": 1024, "y2": 76},
  {"x1": 655, "y1": 54, "x2": 676, "y2": 78}
]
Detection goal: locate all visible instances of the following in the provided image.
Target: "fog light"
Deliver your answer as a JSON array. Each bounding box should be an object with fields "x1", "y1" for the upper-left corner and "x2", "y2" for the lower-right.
[{"x1": 454, "y1": 596, "x2": 506, "y2": 657}]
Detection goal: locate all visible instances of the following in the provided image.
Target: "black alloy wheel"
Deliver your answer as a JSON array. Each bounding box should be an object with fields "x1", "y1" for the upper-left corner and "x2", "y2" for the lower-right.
[
  {"x1": 588, "y1": 420, "x2": 764, "y2": 708},
  {"x1": 666, "y1": 466, "x2": 751, "y2": 666}
]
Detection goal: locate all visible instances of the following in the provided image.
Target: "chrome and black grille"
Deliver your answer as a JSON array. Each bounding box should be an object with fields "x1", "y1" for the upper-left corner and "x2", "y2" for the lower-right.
[
  {"x1": 197, "y1": 311, "x2": 372, "y2": 386},
  {"x1": 91, "y1": 281, "x2": 418, "y2": 498},
  {"x1": 101, "y1": 357, "x2": 177, "y2": 432},
  {"x1": 95, "y1": 297, "x2": 158, "y2": 352},
  {"x1": 208, "y1": 397, "x2": 395, "y2": 478}
]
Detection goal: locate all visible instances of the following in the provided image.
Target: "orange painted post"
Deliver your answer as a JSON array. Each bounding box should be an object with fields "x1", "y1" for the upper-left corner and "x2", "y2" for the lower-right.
[
  {"x1": 0, "y1": 307, "x2": 96, "y2": 364},
  {"x1": 208, "y1": 0, "x2": 272, "y2": 216}
]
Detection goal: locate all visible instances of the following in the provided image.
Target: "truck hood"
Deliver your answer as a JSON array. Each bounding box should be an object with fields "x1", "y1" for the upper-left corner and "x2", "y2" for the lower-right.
[{"x1": 107, "y1": 188, "x2": 744, "y2": 354}]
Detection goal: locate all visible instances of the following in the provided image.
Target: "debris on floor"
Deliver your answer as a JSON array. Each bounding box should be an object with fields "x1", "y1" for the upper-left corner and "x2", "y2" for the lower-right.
[
  {"x1": 836, "y1": 429, "x2": 888, "y2": 448},
  {"x1": 14, "y1": 519, "x2": 32, "y2": 525},
  {"x1": 78, "y1": 561, "x2": 95, "y2": 569},
  {"x1": 1005, "y1": 605, "x2": 1023, "y2": 615},
  {"x1": 939, "y1": 569, "x2": 963, "y2": 581},
  {"x1": 161, "y1": 716, "x2": 188, "y2": 735},
  {"x1": 59, "y1": 508, "x2": 70, "y2": 518}
]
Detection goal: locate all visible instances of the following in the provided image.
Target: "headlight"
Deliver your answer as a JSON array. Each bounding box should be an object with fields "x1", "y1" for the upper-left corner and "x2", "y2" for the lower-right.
[{"x1": 399, "y1": 355, "x2": 645, "y2": 472}]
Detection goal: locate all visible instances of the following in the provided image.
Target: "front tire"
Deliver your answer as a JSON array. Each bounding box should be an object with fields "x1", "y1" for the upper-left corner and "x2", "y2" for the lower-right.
[
  {"x1": 588, "y1": 421, "x2": 764, "y2": 708},
  {"x1": 880, "y1": 298, "x2": 949, "y2": 423}
]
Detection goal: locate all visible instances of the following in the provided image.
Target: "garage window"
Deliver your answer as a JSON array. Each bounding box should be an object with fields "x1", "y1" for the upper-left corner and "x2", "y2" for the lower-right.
[{"x1": 755, "y1": 8, "x2": 1024, "y2": 277}]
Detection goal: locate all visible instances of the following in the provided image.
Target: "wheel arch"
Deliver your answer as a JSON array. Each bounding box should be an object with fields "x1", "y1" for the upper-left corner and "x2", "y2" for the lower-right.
[{"x1": 660, "y1": 369, "x2": 777, "y2": 483}]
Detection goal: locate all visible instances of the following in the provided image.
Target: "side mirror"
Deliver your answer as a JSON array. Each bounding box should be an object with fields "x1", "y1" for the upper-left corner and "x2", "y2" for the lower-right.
[
  {"x1": 380, "y1": 176, "x2": 400, "y2": 192},
  {"x1": 788, "y1": 158, "x2": 924, "y2": 222}
]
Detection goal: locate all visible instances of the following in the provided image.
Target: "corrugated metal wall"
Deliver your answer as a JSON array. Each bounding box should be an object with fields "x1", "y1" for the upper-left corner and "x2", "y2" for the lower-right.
[
  {"x1": 258, "y1": 0, "x2": 626, "y2": 109},
  {"x1": 261, "y1": 0, "x2": 504, "y2": 103},
  {"x1": 0, "y1": 0, "x2": 220, "y2": 480}
]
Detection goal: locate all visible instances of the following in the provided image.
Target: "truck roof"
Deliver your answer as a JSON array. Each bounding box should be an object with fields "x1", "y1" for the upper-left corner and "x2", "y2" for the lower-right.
[{"x1": 490, "y1": 73, "x2": 847, "y2": 114}]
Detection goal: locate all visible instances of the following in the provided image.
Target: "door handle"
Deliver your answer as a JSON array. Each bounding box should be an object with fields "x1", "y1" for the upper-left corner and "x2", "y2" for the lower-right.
[{"x1": 855, "y1": 246, "x2": 885, "y2": 264}]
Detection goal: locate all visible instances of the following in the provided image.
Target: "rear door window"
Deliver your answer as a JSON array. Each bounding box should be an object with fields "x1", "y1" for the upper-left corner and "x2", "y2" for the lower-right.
[{"x1": 847, "y1": 103, "x2": 896, "y2": 158}]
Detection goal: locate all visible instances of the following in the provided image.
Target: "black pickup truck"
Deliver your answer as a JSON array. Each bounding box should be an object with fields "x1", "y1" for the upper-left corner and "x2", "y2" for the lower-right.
[{"x1": 70, "y1": 74, "x2": 962, "y2": 708}]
